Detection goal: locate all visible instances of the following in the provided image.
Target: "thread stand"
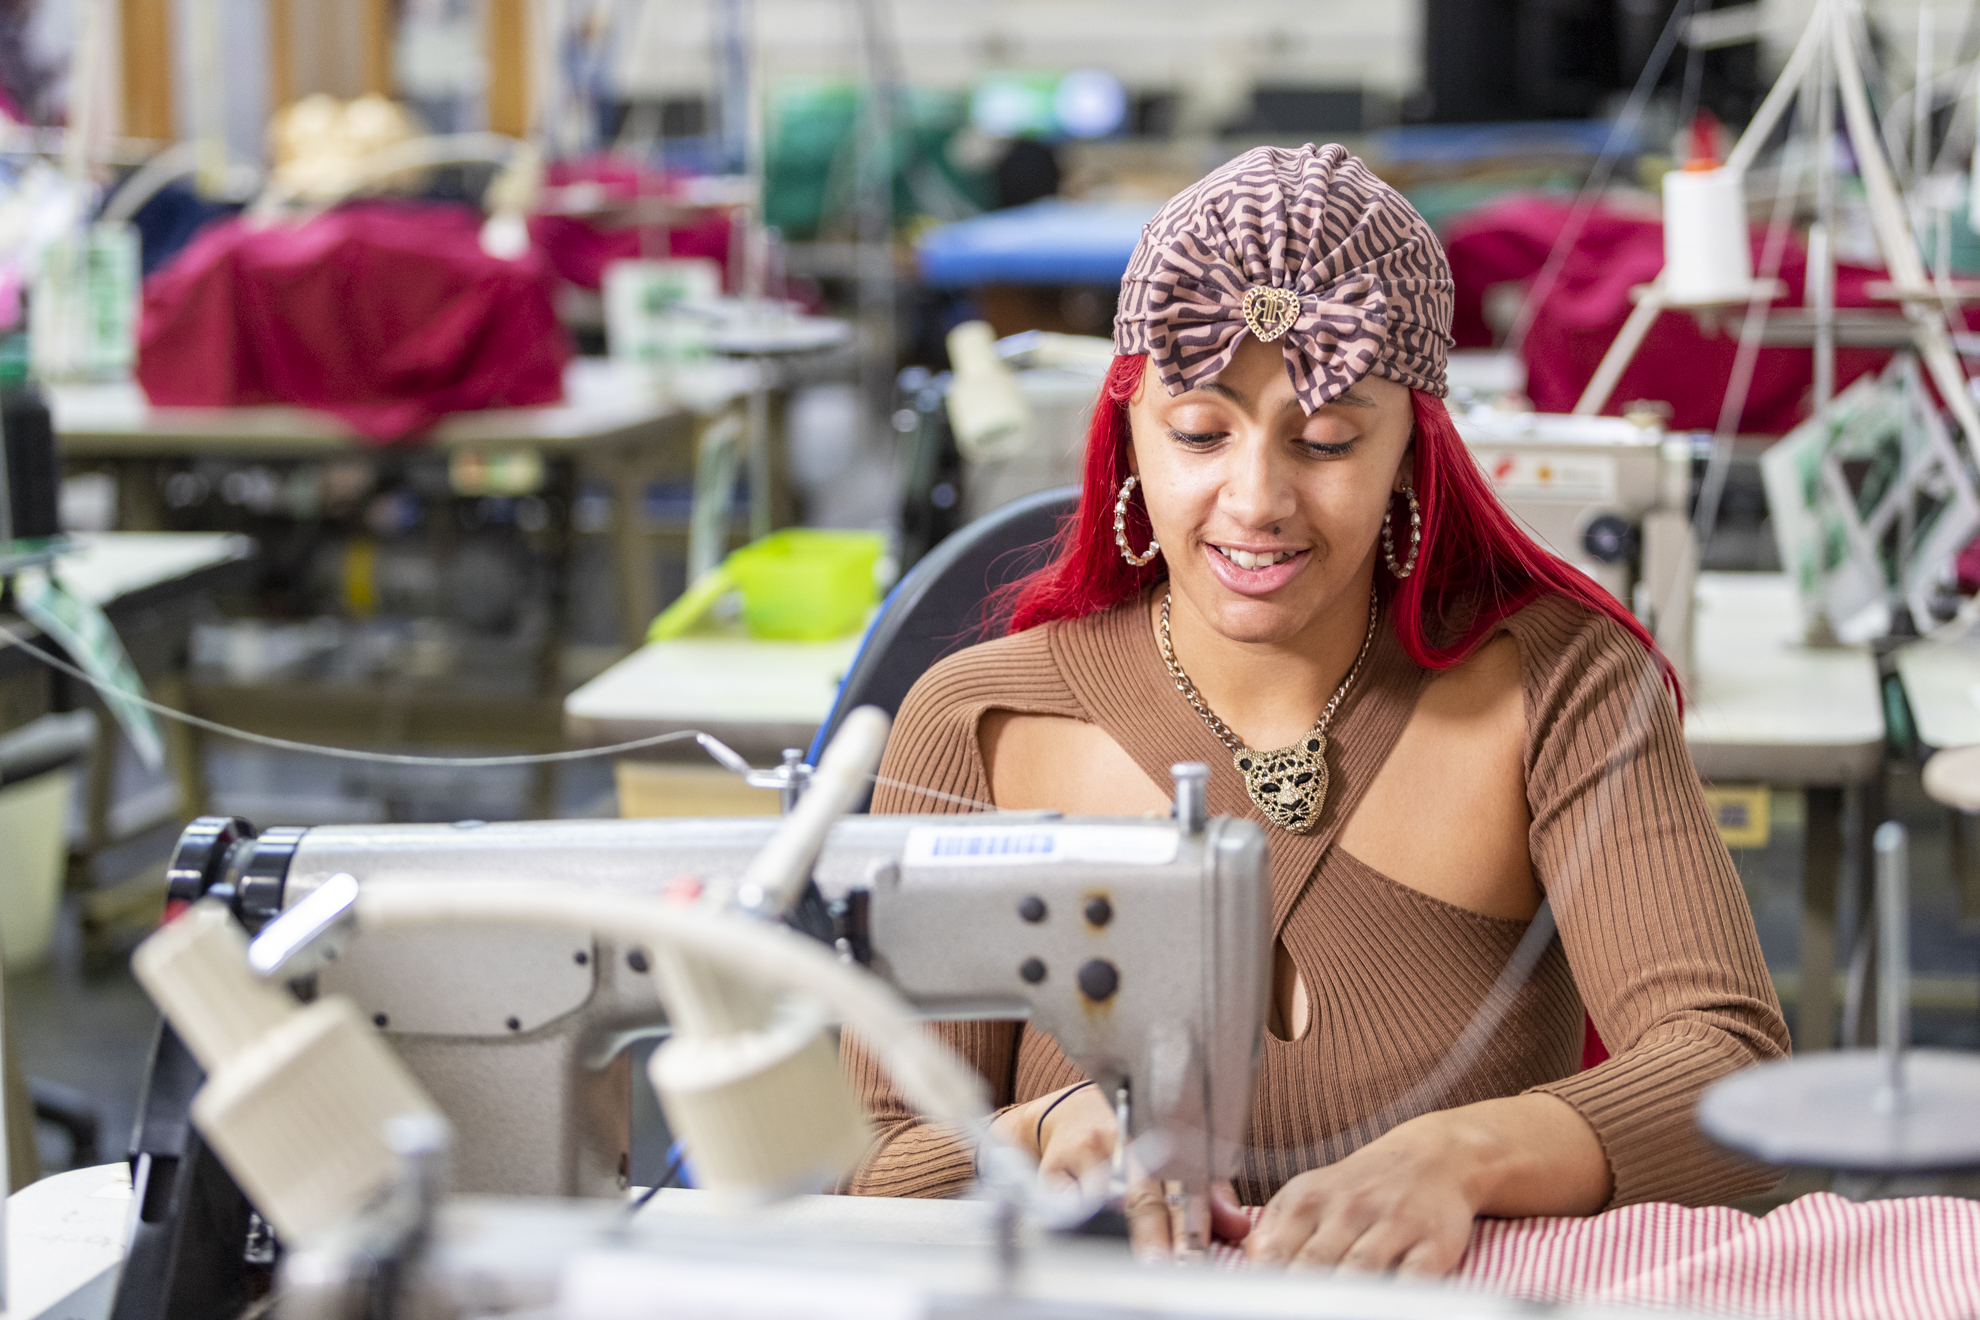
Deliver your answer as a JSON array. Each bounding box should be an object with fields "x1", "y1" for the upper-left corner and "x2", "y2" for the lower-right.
[
  {"x1": 1576, "y1": 0, "x2": 1980, "y2": 464},
  {"x1": 1697, "y1": 822, "x2": 1980, "y2": 1173}
]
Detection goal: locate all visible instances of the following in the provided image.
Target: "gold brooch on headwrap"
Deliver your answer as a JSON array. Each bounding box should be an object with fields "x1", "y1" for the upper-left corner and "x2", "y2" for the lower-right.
[{"x1": 1241, "y1": 286, "x2": 1299, "y2": 343}]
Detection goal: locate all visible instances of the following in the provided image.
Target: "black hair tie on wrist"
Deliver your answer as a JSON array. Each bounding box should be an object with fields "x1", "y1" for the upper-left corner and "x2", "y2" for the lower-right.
[{"x1": 1034, "y1": 1080, "x2": 1098, "y2": 1154}]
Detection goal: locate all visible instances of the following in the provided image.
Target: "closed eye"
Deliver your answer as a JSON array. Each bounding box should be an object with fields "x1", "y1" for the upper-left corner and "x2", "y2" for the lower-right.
[
  {"x1": 1301, "y1": 440, "x2": 1356, "y2": 458},
  {"x1": 1167, "y1": 428, "x2": 1225, "y2": 446}
]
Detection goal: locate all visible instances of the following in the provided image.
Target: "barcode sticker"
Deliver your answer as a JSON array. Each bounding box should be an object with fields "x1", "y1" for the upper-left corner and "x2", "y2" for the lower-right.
[{"x1": 904, "y1": 825, "x2": 1178, "y2": 868}]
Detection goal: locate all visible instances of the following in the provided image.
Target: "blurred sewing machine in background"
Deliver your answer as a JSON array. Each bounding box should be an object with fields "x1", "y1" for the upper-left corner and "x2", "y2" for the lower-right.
[
  {"x1": 1454, "y1": 406, "x2": 1697, "y2": 688},
  {"x1": 897, "y1": 328, "x2": 1113, "y2": 568}
]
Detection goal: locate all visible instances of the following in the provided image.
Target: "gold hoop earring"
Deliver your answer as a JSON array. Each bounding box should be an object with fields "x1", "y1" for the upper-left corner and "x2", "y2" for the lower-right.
[
  {"x1": 1114, "y1": 474, "x2": 1160, "y2": 567},
  {"x1": 1383, "y1": 487, "x2": 1421, "y2": 579}
]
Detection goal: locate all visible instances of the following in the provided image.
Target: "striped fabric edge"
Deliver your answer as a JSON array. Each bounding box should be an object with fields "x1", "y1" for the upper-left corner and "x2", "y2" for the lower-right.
[{"x1": 1206, "y1": 1194, "x2": 1980, "y2": 1320}]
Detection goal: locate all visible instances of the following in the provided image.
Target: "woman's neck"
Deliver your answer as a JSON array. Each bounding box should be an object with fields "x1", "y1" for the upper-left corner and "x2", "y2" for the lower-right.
[{"x1": 1154, "y1": 568, "x2": 1380, "y2": 752}]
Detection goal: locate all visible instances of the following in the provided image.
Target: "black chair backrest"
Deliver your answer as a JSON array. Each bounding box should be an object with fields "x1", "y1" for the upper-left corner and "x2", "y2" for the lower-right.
[{"x1": 811, "y1": 485, "x2": 1078, "y2": 809}]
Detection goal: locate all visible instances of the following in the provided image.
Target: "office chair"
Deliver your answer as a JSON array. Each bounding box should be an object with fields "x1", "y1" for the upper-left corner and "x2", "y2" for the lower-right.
[{"x1": 811, "y1": 485, "x2": 1077, "y2": 810}]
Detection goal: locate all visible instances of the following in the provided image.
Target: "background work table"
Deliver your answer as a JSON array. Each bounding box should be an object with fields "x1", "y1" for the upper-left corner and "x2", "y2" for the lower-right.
[{"x1": 1684, "y1": 573, "x2": 1885, "y2": 1053}]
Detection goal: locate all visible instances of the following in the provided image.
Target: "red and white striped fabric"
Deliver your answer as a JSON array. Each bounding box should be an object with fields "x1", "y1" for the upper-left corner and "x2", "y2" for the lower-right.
[{"x1": 1214, "y1": 1194, "x2": 1980, "y2": 1319}]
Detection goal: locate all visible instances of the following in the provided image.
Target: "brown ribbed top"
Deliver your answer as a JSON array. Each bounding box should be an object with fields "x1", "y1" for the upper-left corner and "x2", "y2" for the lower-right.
[{"x1": 841, "y1": 590, "x2": 1788, "y2": 1208}]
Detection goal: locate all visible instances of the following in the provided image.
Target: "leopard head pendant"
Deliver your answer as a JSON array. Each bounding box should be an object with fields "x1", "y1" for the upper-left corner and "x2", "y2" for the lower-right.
[{"x1": 1234, "y1": 734, "x2": 1328, "y2": 835}]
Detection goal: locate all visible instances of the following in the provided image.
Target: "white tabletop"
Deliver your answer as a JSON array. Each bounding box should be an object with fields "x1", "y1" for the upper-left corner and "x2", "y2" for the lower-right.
[
  {"x1": 50, "y1": 358, "x2": 758, "y2": 455},
  {"x1": 1893, "y1": 635, "x2": 1980, "y2": 752},
  {"x1": 567, "y1": 573, "x2": 1887, "y2": 782},
  {"x1": 563, "y1": 624, "x2": 866, "y2": 757},
  {"x1": 1682, "y1": 573, "x2": 1885, "y2": 784},
  {"x1": 42, "y1": 532, "x2": 253, "y2": 606},
  {"x1": 5, "y1": 1162, "x2": 131, "y2": 1320}
]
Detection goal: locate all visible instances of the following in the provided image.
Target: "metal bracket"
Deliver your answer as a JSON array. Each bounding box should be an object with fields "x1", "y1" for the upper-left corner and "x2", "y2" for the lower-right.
[{"x1": 696, "y1": 734, "x2": 813, "y2": 813}]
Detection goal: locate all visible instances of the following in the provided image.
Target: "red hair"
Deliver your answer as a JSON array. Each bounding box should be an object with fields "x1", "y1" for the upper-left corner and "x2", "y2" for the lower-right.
[{"x1": 999, "y1": 354, "x2": 1678, "y2": 708}]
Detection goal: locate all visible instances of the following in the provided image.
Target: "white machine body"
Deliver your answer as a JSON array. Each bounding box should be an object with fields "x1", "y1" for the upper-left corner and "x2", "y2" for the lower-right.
[
  {"x1": 184, "y1": 812, "x2": 1269, "y2": 1211},
  {"x1": 1456, "y1": 408, "x2": 1697, "y2": 688}
]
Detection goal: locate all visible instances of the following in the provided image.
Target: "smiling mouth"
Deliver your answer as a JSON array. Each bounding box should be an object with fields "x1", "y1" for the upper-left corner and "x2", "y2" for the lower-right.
[{"x1": 1213, "y1": 545, "x2": 1305, "y2": 570}]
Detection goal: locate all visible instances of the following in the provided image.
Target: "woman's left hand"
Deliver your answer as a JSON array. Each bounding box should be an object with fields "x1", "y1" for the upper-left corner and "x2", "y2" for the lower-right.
[
  {"x1": 1244, "y1": 1095, "x2": 1611, "y2": 1276},
  {"x1": 1242, "y1": 1119, "x2": 1478, "y2": 1275}
]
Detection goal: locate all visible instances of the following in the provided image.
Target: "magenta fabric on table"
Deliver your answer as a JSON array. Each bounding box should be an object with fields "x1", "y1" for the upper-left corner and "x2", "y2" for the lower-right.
[
  {"x1": 527, "y1": 157, "x2": 733, "y2": 292},
  {"x1": 1443, "y1": 195, "x2": 1973, "y2": 434},
  {"x1": 137, "y1": 202, "x2": 571, "y2": 442},
  {"x1": 528, "y1": 211, "x2": 732, "y2": 292}
]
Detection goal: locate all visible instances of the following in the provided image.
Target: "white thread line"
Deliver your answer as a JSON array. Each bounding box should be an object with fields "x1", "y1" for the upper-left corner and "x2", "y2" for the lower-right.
[{"x1": 0, "y1": 617, "x2": 998, "y2": 813}]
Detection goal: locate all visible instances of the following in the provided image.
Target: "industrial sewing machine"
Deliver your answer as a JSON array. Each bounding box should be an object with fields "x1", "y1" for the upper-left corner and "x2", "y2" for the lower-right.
[
  {"x1": 104, "y1": 712, "x2": 1750, "y2": 1320},
  {"x1": 112, "y1": 735, "x2": 1270, "y2": 1320},
  {"x1": 1455, "y1": 407, "x2": 1697, "y2": 688}
]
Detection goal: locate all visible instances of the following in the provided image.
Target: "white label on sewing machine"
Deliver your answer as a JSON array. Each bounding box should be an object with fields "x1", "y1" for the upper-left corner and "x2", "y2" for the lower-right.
[
  {"x1": 560, "y1": 1252, "x2": 925, "y2": 1320},
  {"x1": 1474, "y1": 450, "x2": 1618, "y2": 502},
  {"x1": 904, "y1": 825, "x2": 1178, "y2": 867}
]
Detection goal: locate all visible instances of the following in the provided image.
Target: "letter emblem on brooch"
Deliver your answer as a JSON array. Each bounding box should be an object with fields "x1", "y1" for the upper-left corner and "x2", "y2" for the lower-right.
[{"x1": 1241, "y1": 286, "x2": 1299, "y2": 343}]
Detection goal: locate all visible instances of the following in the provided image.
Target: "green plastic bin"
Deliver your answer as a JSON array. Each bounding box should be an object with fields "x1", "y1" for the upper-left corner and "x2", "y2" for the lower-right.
[{"x1": 649, "y1": 530, "x2": 885, "y2": 642}]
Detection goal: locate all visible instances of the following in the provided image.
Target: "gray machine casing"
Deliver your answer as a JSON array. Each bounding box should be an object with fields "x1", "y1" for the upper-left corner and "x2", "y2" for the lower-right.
[
  {"x1": 265, "y1": 813, "x2": 1270, "y2": 1201},
  {"x1": 1456, "y1": 408, "x2": 1697, "y2": 687}
]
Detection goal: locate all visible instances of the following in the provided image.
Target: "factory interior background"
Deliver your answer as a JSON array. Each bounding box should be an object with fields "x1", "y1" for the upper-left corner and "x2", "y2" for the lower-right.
[{"x1": 0, "y1": 0, "x2": 1977, "y2": 1217}]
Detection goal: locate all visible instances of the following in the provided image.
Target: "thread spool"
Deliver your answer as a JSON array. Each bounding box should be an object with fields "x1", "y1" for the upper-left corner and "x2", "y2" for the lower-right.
[
  {"x1": 649, "y1": 992, "x2": 870, "y2": 1199},
  {"x1": 1662, "y1": 168, "x2": 1754, "y2": 304}
]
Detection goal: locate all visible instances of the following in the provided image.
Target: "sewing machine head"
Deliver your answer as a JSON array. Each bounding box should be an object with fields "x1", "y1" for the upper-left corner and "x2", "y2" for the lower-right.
[
  {"x1": 150, "y1": 772, "x2": 1269, "y2": 1224},
  {"x1": 1455, "y1": 407, "x2": 1697, "y2": 686}
]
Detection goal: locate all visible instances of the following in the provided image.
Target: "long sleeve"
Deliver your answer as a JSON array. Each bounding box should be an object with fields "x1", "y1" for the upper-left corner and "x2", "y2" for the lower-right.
[
  {"x1": 1509, "y1": 601, "x2": 1790, "y2": 1207},
  {"x1": 840, "y1": 628, "x2": 1089, "y2": 1197}
]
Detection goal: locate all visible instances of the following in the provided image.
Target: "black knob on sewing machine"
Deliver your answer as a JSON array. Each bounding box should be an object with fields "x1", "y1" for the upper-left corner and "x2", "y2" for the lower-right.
[
  {"x1": 163, "y1": 816, "x2": 299, "y2": 933},
  {"x1": 1581, "y1": 513, "x2": 1639, "y2": 565},
  {"x1": 1077, "y1": 959, "x2": 1119, "y2": 1002}
]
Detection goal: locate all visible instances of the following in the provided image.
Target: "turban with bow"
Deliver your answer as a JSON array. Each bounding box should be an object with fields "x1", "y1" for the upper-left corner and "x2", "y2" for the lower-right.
[{"x1": 1114, "y1": 143, "x2": 1454, "y2": 410}]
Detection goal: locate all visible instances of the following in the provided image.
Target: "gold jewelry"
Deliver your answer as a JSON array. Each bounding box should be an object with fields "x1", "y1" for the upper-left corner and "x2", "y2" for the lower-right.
[
  {"x1": 1241, "y1": 285, "x2": 1299, "y2": 343},
  {"x1": 1114, "y1": 474, "x2": 1160, "y2": 566},
  {"x1": 1159, "y1": 587, "x2": 1378, "y2": 834},
  {"x1": 1382, "y1": 487, "x2": 1421, "y2": 579}
]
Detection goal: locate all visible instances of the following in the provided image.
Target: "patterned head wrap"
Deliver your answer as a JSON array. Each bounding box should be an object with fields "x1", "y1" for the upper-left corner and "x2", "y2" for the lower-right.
[{"x1": 1114, "y1": 143, "x2": 1453, "y2": 410}]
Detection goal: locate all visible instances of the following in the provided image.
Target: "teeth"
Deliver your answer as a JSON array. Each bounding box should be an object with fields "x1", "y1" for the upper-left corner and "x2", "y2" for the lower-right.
[{"x1": 1217, "y1": 547, "x2": 1294, "y2": 569}]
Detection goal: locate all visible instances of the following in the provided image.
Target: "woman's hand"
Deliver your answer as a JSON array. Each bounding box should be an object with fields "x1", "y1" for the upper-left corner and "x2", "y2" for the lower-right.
[
  {"x1": 1124, "y1": 1180, "x2": 1254, "y2": 1260},
  {"x1": 1244, "y1": 1127, "x2": 1478, "y2": 1274},
  {"x1": 989, "y1": 1082, "x2": 1118, "y2": 1189},
  {"x1": 1000, "y1": 1086, "x2": 1253, "y2": 1256},
  {"x1": 1245, "y1": 1094, "x2": 1611, "y2": 1276}
]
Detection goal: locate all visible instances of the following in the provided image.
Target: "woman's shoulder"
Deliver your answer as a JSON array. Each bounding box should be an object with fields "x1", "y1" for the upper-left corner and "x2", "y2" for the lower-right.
[
  {"x1": 876, "y1": 624, "x2": 1087, "y2": 812},
  {"x1": 1494, "y1": 592, "x2": 1662, "y2": 687},
  {"x1": 1489, "y1": 591, "x2": 1677, "y2": 762},
  {"x1": 908, "y1": 625, "x2": 1058, "y2": 701},
  {"x1": 892, "y1": 622, "x2": 1084, "y2": 732}
]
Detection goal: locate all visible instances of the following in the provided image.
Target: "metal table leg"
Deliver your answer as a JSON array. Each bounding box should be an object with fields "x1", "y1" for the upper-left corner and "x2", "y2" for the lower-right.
[
  {"x1": 1801, "y1": 784, "x2": 1844, "y2": 1051},
  {"x1": 608, "y1": 449, "x2": 657, "y2": 651}
]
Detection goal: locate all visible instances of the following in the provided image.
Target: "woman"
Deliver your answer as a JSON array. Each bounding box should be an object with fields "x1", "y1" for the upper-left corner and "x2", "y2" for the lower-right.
[{"x1": 843, "y1": 144, "x2": 1787, "y2": 1275}]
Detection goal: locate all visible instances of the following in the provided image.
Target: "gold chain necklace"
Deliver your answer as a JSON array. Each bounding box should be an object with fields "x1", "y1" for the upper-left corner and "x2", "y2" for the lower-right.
[{"x1": 1159, "y1": 587, "x2": 1378, "y2": 834}]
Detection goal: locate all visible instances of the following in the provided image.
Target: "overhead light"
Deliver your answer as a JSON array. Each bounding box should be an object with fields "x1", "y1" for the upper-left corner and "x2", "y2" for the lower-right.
[{"x1": 1055, "y1": 69, "x2": 1127, "y2": 140}]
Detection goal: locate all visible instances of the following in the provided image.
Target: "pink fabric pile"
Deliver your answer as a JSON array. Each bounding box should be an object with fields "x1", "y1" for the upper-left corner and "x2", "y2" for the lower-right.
[
  {"x1": 138, "y1": 202, "x2": 571, "y2": 442},
  {"x1": 1442, "y1": 195, "x2": 1980, "y2": 434},
  {"x1": 527, "y1": 157, "x2": 734, "y2": 292}
]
